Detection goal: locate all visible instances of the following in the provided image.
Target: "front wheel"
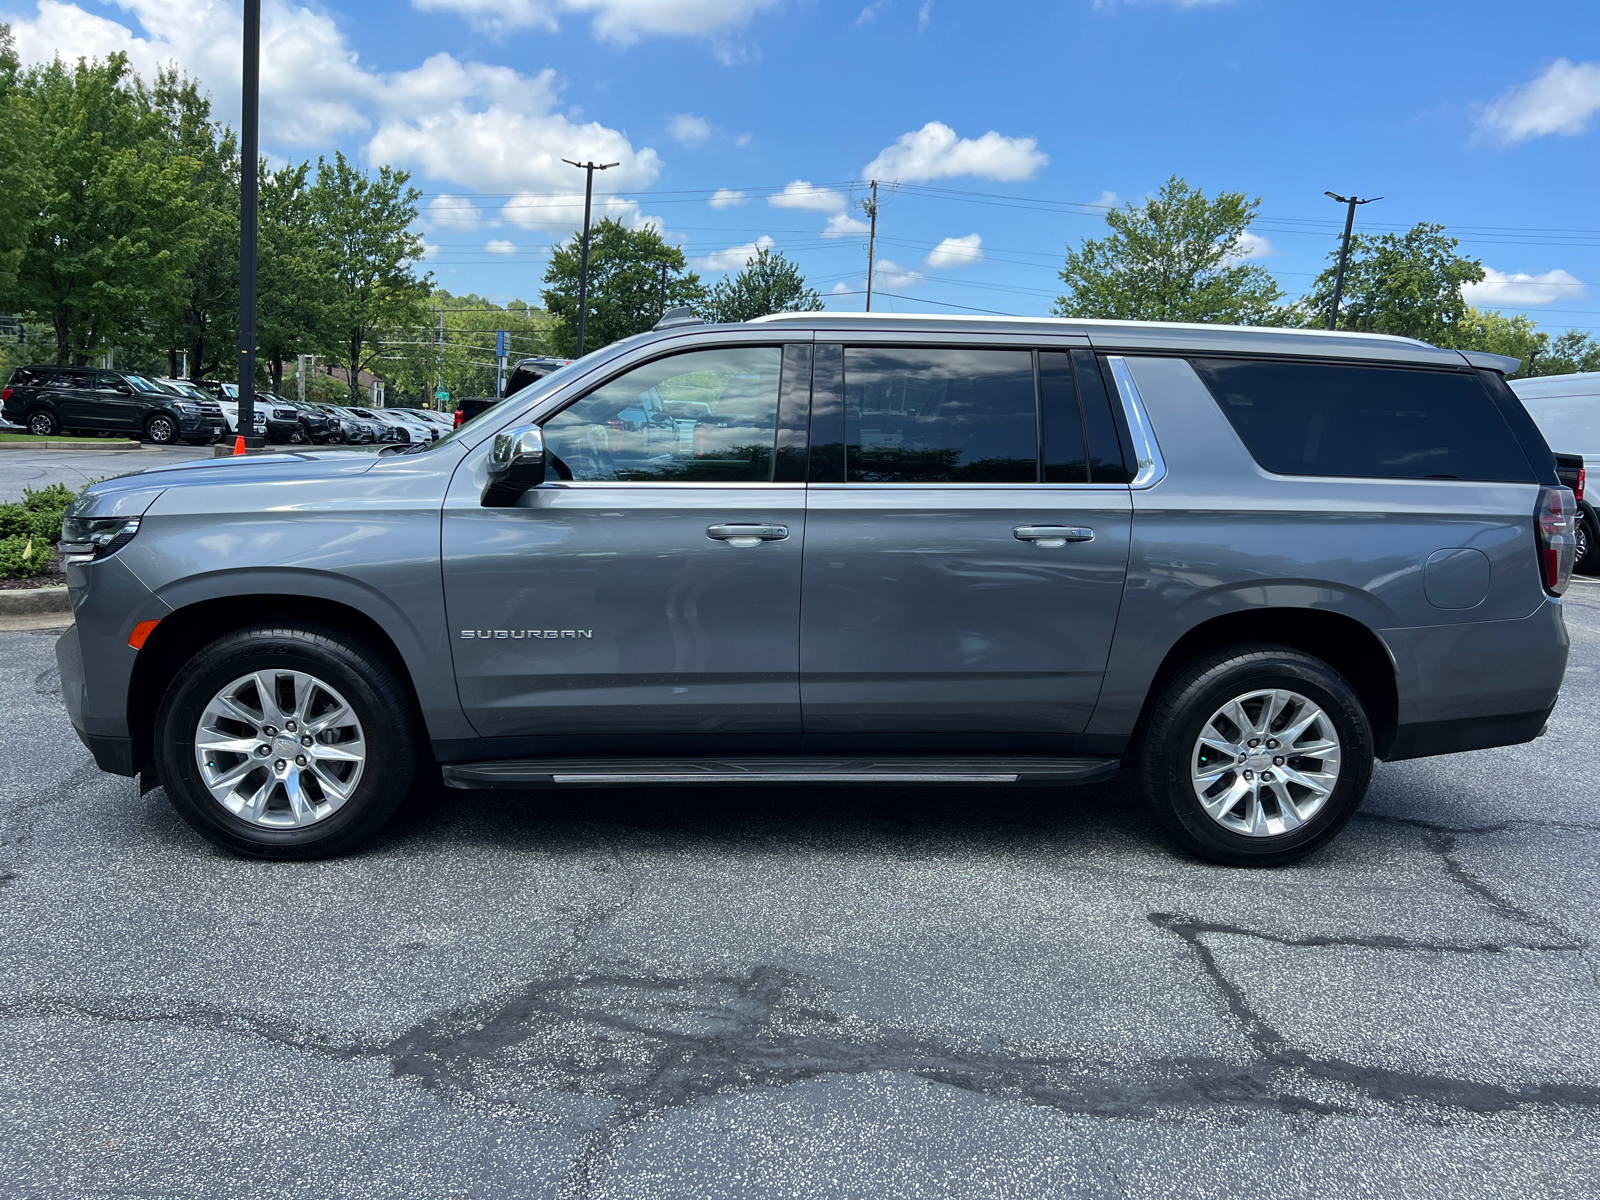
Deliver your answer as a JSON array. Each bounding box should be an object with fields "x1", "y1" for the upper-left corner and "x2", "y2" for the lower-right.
[
  {"x1": 27, "y1": 409, "x2": 59, "y2": 437},
  {"x1": 145, "y1": 413, "x2": 178, "y2": 445},
  {"x1": 1137, "y1": 644, "x2": 1373, "y2": 867},
  {"x1": 155, "y1": 624, "x2": 418, "y2": 858}
]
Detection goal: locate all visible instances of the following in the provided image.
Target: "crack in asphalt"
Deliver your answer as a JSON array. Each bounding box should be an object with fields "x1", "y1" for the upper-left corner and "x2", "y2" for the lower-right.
[{"x1": 1148, "y1": 912, "x2": 1600, "y2": 1114}]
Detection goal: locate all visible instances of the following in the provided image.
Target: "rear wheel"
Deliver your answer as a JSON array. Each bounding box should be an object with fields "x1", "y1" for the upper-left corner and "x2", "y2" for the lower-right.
[
  {"x1": 145, "y1": 413, "x2": 178, "y2": 445},
  {"x1": 155, "y1": 624, "x2": 418, "y2": 859},
  {"x1": 1576, "y1": 511, "x2": 1598, "y2": 575},
  {"x1": 1137, "y1": 644, "x2": 1373, "y2": 866},
  {"x1": 26, "y1": 409, "x2": 58, "y2": 437}
]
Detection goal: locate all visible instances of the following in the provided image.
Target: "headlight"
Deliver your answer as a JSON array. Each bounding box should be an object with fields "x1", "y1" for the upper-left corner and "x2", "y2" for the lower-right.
[
  {"x1": 171, "y1": 401, "x2": 193, "y2": 413},
  {"x1": 58, "y1": 516, "x2": 140, "y2": 564}
]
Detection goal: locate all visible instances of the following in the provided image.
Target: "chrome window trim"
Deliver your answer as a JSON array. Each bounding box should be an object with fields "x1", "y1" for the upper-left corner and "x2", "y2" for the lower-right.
[
  {"x1": 1104, "y1": 355, "x2": 1167, "y2": 490},
  {"x1": 537, "y1": 481, "x2": 807, "y2": 490},
  {"x1": 805, "y1": 482, "x2": 1130, "y2": 492}
]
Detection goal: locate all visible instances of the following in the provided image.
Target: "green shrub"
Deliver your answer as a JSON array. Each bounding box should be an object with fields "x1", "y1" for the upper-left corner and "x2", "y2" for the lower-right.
[
  {"x1": 0, "y1": 502, "x2": 29, "y2": 540},
  {"x1": 0, "y1": 534, "x2": 52, "y2": 579},
  {"x1": 22, "y1": 483, "x2": 74, "y2": 513}
]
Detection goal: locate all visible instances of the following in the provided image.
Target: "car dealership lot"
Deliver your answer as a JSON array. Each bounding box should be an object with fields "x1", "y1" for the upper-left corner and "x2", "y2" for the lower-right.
[{"x1": 0, "y1": 589, "x2": 1596, "y2": 1198}]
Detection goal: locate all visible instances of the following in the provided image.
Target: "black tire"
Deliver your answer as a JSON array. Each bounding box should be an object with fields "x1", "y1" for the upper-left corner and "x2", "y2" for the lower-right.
[
  {"x1": 291, "y1": 422, "x2": 311, "y2": 445},
  {"x1": 1136, "y1": 644, "x2": 1374, "y2": 867},
  {"x1": 155, "y1": 623, "x2": 418, "y2": 859},
  {"x1": 26, "y1": 409, "x2": 59, "y2": 437},
  {"x1": 1576, "y1": 512, "x2": 1599, "y2": 575},
  {"x1": 145, "y1": 413, "x2": 178, "y2": 445}
]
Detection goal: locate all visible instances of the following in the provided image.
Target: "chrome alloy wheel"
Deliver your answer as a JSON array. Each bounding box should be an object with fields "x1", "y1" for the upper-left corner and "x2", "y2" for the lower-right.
[
  {"x1": 193, "y1": 670, "x2": 367, "y2": 828},
  {"x1": 1190, "y1": 688, "x2": 1342, "y2": 838}
]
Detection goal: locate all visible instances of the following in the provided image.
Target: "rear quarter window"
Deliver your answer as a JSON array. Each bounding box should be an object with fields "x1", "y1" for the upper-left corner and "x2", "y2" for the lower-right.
[{"x1": 1191, "y1": 358, "x2": 1535, "y2": 483}]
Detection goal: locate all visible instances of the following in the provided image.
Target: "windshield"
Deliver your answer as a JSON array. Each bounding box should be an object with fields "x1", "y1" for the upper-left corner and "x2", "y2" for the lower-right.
[{"x1": 125, "y1": 374, "x2": 166, "y2": 394}]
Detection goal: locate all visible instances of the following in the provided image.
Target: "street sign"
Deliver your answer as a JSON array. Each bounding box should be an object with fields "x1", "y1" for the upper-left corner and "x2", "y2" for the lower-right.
[
  {"x1": 496, "y1": 330, "x2": 507, "y2": 357},
  {"x1": 434, "y1": 388, "x2": 449, "y2": 404}
]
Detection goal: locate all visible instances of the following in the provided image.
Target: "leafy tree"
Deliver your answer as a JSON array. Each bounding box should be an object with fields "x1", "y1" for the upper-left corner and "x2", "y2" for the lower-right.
[
  {"x1": 541, "y1": 219, "x2": 706, "y2": 356},
  {"x1": 703, "y1": 246, "x2": 823, "y2": 323},
  {"x1": 372, "y1": 289, "x2": 551, "y2": 405},
  {"x1": 1536, "y1": 330, "x2": 1600, "y2": 377},
  {"x1": 148, "y1": 67, "x2": 238, "y2": 381},
  {"x1": 312, "y1": 151, "x2": 431, "y2": 402},
  {"x1": 1054, "y1": 176, "x2": 1283, "y2": 325},
  {"x1": 255, "y1": 160, "x2": 334, "y2": 394},
  {"x1": 1305, "y1": 222, "x2": 1484, "y2": 344},
  {"x1": 10, "y1": 52, "x2": 199, "y2": 364},
  {"x1": 1444, "y1": 307, "x2": 1600, "y2": 378},
  {"x1": 0, "y1": 23, "x2": 42, "y2": 298}
]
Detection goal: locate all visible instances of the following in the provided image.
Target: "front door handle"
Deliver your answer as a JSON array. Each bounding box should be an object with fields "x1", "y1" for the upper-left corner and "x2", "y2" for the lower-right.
[
  {"x1": 1014, "y1": 525, "x2": 1094, "y2": 547},
  {"x1": 707, "y1": 523, "x2": 789, "y2": 548}
]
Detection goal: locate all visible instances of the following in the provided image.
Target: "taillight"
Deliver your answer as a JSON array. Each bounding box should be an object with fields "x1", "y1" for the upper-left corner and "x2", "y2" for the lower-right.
[
  {"x1": 1, "y1": 388, "x2": 11, "y2": 402},
  {"x1": 1536, "y1": 486, "x2": 1578, "y2": 596},
  {"x1": 453, "y1": 409, "x2": 464, "y2": 427},
  {"x1": 1577, "y1": 466, "x2": 1586, "y2": 504}
]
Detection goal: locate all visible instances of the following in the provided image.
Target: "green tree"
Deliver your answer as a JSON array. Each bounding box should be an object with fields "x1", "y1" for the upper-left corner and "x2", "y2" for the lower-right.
[
  {"x1": 1053, "y1": 176, "x2": 1283, "y2": 325},
  {"x1": 1538, "y1": 330, "x2": 1600, "y2": 377},
  {"x1": 0, "y1": 23, "x2": 43, "y2": 298},
  {"x1": 255, "y1": 160, "x2": 333, "y2": 394},
  {"x1": 541, "y1": 219, "x2": 706, "y2": 356},
  {"x1": 10, "y1": 52, "x2": 199, "y2": 364},
  {"x1": 370, "y1": 290, "x2": 552, "y2": 406},
  {"x1": 703, "y1": 246, "x2": 823, "y2": 323},
  {"x1": 1306, "y1": 222, "x2": 1485, "y2": 344},
  {"x1": 1445, "y1": 308, "x2": 1600, "y2": 378},
  {"x1": 312, "y1": 151, "x2": 431, "y2": 402}
]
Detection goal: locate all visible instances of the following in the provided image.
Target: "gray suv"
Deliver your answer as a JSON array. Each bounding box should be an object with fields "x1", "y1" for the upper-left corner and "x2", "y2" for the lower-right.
[{"x1": 53, "y1": 315, "x2": 1575, "y2": 866}]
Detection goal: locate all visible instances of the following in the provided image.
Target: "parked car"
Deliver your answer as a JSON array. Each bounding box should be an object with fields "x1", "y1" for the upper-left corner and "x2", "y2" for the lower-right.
[
  {"x1": 502, "y1": 355, "x2": 574, "y2": 398},
  {"x1": 360, "y1": 407, "x2": 436, "y2": 444},
  {"x1": 451, "y1": 396, "x2": 499, "y2": 430},
  {"x1": 54, "y1": 314, "x2": 1573, "y2": 865},
  {"x1": 342, "y1": 406, "x2": 406, "y2": 443},
  {"x1": 393, "y1": 407, "x2": 454, "y2": 436},
  {"x1": 318, "y1": 404, "x2": 379, "y2": 444},
  {"x1": 1, "y1": 365, "x2": 225, "y2": 444},
  {"x1": 189, "y1": 381, "x2": 268, "y2": 440},
  {"x1": 1511, "y1": 373, "x2": 1600, "y2": 573},
  {"x1": 279, "y1": 399, "x2": 340, "y2": 444}
]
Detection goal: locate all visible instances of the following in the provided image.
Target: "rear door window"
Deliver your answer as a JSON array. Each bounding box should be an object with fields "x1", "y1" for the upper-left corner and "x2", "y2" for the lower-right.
[
  {"x1": 843, "y1": 347, "x2": 1037, "y2": 483},
  {"x1": 1191, "y1": 358, "x2": 1536, "y2": 483}
]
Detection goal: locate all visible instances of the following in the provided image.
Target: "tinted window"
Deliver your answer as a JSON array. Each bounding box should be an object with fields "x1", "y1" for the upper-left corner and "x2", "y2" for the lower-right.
[
  {"x1": 1039, "y1": 352, "x2": 1087, "y2": 483},
  {"x1": 1079, "y1": 352, "x2": 1132, "y2": 484},
  {"x1": 844, "y1": 347, "x2": 1037, "y2": 483},
  {"x1": 543, "y1": 346, "x2": 782, "y2": 482},
  {"x1": 1192, "y1": 358, "x2": 1535, "y2": 483}
]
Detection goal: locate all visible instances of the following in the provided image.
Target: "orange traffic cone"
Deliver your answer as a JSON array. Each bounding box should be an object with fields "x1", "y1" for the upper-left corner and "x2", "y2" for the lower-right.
[{"x1": 232, "y1": 435, "x2": 246, "y2": 456}]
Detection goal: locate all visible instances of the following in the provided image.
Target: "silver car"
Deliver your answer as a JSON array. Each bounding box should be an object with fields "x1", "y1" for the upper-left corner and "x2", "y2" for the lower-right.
[{"x1": 54, "y1": 314, "x2": 1574, "y2": 864}]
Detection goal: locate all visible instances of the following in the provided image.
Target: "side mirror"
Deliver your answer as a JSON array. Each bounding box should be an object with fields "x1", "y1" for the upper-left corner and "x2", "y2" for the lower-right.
[{"x1": 483, "y1": 424, "x2": 546, "y2": 507}]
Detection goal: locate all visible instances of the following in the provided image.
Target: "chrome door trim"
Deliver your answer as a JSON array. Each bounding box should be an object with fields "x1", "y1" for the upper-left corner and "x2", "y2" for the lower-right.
[
  {"x1": 1104, "y1": 355, "x2": 1168, "y2": 490},
  {"x1": 802, "y1": 482, "x2": 1132, "y2": 493}
]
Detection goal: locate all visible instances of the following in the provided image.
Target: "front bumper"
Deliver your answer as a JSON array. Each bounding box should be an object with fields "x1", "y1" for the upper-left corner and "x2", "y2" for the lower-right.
[
  {"x1": 56, "y1": 623, "x2": 138, "y2": 775},
  {"x1": 177, "y1": 411, "x2": 226, "y2": 441}
]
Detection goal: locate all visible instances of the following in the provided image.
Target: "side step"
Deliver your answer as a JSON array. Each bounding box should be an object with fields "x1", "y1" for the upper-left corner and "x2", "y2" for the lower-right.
[{"x1": 442, "y1": 756, "x2": 1122, "y2": 790}]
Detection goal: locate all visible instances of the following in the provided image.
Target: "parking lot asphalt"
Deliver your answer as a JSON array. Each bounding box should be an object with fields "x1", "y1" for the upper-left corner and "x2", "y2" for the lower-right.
[
  {"x1": 0, "y1": 442, "x2": 214, "y2": 502},
  {"x1": 2, "y1": 597, "x2": 1599, "y2": 1197}
]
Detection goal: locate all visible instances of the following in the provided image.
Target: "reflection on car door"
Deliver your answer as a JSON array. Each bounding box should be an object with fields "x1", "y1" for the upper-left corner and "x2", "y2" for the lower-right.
[
  {"x1": 96, "y1": 373, "x2": 142, "y2": 432},
  {"x1": 800, "y1": 343, "x2": 1133, "y2": 735},
  {"x1": 48, "y1": 371, "x2": 99, "y2": 430},
  {"x1": 442, "y1": 341, "x2": 811, "y2": 740}
]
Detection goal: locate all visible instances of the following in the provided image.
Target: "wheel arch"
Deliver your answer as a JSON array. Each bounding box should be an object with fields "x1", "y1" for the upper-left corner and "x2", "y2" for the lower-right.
[
  {"x1": 1131, "y1": 608, "x2": 1400, "y2": 761},
  {"x1": 127, "y1": 593, "x2": 424, "y2": 782}
]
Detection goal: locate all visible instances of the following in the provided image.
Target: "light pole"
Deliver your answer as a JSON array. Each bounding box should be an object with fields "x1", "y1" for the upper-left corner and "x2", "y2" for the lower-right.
[
  {"x1": 237, "y1": 0, "x2": 262, "y2": 449},
  {"x1": 562, "y1": 159, "x2": 619, "y2": 357},
  {"x1": 860, "y1": 180, "x2": 879, "y2": 312},
  {"x1": 1324, "y1": 191, "x2": 1381, "y2": 332}
]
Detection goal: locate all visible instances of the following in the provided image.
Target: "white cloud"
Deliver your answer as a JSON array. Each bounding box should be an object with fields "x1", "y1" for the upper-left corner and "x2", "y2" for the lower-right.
[
  {"x1": 500, "y1": 192, "x2": 662, "y2": 233},
  {"x1": 1227, "y1": 230, "x2": 1275, "y2": 261},
  {"x1": 421, "y1": 241, "x2": 442, "y2": 260},
  {"x1": 856, "y1": 0, "x2": 888, "y2": 23},
  {"x1": 1088, "y1": 190, "x2": 1120, "y2": 209},
  {"x1": 429, "y1": 194, "x2": 497, "y2": 231},
  {"x1": 369, "y1": 55, "x2": 661, "y2": 195},
  {"x1": 873, "y1": 259, "x2": 924, "y2": 290},
  {"x1": 734, "y1": 132, "x2": 754, "y2": 147},
  {"x1": 830, "y1": 281, "x2": 853, "y2": 296},
  {"x1": 924, "y1": 233, "x2": 982, "y2": 269},
  {"x1": 9, "y1": 0, "x2": 370, "y2": 144},
  {"x1": 694, "y1": 236, "x2": 774, "y2": 272},
  {"x1": 667, "y1": 113, "x2": 713, "y2": 146},
  {"x1": 862, "y1": 121, "x2": 1047, "y2": 182},
  {"x1": 486, "y1": 239, "x2": 518, "y2": 255},
  {"x1": 822, "y1": 212, "x2": 871, "y2": 237},
  {"x1": 917, "y1": 0, "x2": 931, "y2": 29},
  {"x1": 1477, "y1": 59, "x2": 1600, "y2": 145},
  {"x1": 412, "y1": 0, "x2": 780, "y2": 46},
  {"x1": 709, "y1": 188, "x2": 748, "y2": 209},
  {"x1": 768, "y1": 180, "x2": 848, "y2": 213},
  {"x1": 1462, "y1": 267, "x2": 1585, "y2": 307}
]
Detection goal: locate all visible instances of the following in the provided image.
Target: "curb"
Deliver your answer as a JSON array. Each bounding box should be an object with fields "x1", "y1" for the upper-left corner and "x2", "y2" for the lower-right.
[
  {"x1": 0, "y1": 585, "x2": 70, "y2": 615},
  {"x1": 0, "y1": 440, "x2": 143, "y2": 450}
]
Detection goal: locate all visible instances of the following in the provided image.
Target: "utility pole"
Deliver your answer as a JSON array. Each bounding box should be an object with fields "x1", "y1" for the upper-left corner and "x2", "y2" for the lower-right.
[
  {"x1": 1323, "y1": 191, "x2": 1382, "y2": 332},
  {"x1": 861, "y1": 180, "x2": 880, "y2": 312},
  {"x1": 659, "y1": 260, "x2": 668, "y2": 319},
  {"x1": 237, "y1": 0, "x2": 262, "y2": 448},
  {"x1": 562, "y1": 158, "x2": 619, "y2": 357},
  {"x1": 435, "y1": 309, "x2": 444, "y2": 409},
  {"x1": 1528, "y1": 347, "x2": 1540, "y2": 377}
]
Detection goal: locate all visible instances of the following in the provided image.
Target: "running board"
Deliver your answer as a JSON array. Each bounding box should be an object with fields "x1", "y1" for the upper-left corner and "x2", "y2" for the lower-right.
[{"x1": 442, "y1": 756, "x2": 1122, "y2": 790}]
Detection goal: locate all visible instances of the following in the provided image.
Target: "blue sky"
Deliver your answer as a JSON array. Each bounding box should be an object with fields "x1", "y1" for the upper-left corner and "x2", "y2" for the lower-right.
[{"x1": 6, "y1": 0, "x2": 1599, "y2": 336}]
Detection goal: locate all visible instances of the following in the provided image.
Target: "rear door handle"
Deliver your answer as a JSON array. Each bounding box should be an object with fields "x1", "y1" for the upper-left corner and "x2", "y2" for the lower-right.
[
  {"x1": 1014, "y1": 525, "x2": 1094, "y2": 547},
  {"x1": 707, "y1": 523, "x2": 789, "y2": 547}
]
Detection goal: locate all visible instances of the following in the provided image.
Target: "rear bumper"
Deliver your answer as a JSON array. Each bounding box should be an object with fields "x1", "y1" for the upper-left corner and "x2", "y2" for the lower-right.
[{"x1": 1379, "y1": 599, "x2": 1568, "y2": 761}]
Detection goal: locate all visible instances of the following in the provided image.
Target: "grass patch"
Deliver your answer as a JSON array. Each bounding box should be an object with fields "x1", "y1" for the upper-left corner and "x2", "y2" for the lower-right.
[{"x1": 0, "y1": 432, "x2": 137, "y2": 444}]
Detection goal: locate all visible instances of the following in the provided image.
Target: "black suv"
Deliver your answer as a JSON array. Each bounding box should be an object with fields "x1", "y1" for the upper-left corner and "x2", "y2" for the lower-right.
[{"x1": 2, "y1": 366, "x2": 225, "y2": 444}]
